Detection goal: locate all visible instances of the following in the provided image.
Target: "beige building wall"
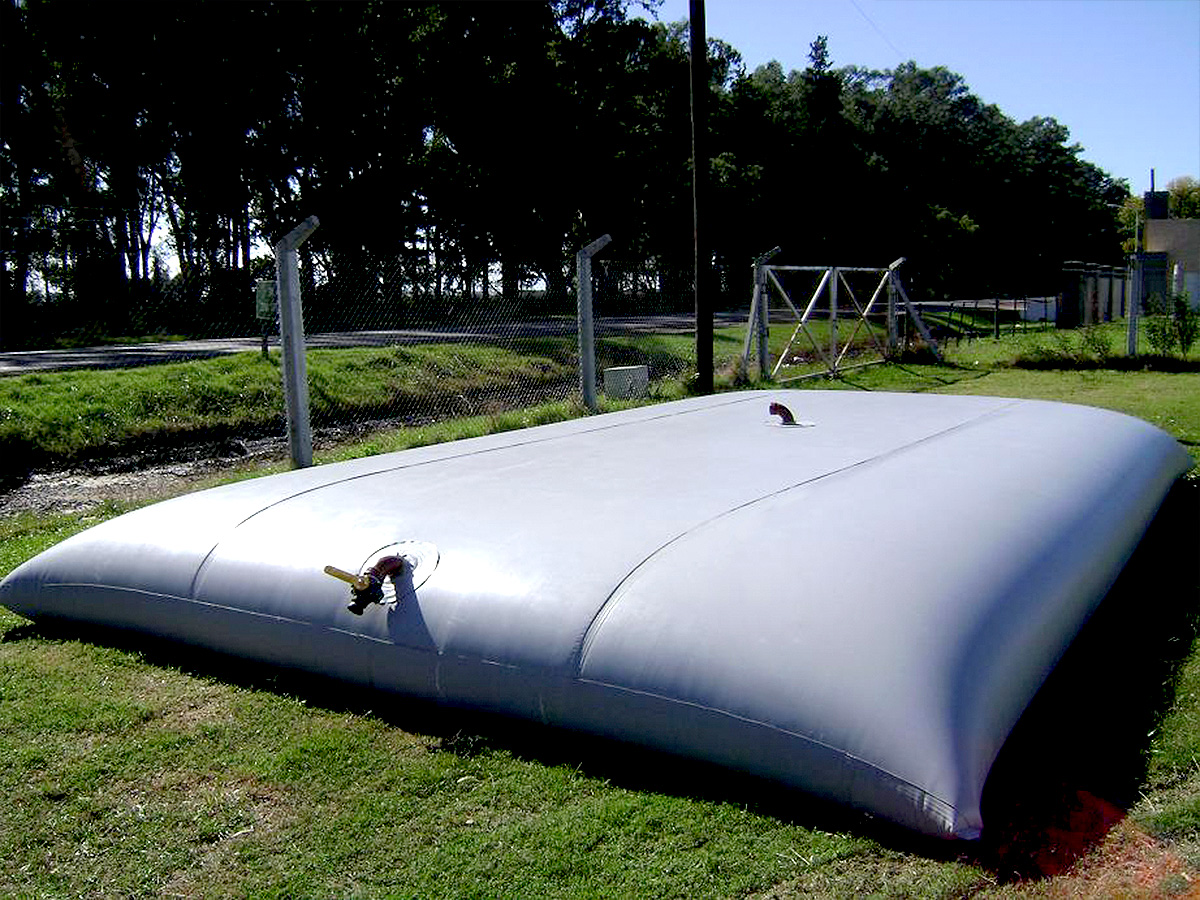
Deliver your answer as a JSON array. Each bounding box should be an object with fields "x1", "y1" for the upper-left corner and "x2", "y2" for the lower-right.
[{"x1": 1145, "y1": 219, "x2": 1200, "y2": 303}]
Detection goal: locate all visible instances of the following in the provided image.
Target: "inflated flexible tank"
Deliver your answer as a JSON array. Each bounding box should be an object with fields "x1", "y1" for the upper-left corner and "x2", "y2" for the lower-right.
[{"x1": 2, "y1": 390, "x2": 1190, "y2": 838}]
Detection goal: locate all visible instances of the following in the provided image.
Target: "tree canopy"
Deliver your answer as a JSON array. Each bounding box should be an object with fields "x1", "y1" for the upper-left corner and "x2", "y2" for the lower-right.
[{"x1": 0, "y1": 0, "x2": 1145, "y2": 348}]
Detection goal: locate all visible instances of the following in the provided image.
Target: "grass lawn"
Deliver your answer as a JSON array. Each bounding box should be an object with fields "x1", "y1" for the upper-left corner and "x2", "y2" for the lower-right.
[
  {"x1": 825, "y1": 322, "x2": 1200, "y2": 465},
  {"x1": 0, "y1": 341, "x2": 583, "y2": 474},
  {"x1": 0, "y1": 319, "x2": 879, "y2": 474},
  {"x1": 1, "y1": 321, "x2": 1198, "y2": 897}
]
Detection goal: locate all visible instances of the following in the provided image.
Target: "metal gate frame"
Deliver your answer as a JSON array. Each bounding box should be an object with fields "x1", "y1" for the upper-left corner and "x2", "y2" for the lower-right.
[{"x1": 742, "y1": 257, "x2": 941, "y2": 381}]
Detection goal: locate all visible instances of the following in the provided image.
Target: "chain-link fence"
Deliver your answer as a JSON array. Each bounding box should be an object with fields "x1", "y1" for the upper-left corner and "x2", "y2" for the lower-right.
[
  {"x1": 1, "y1": 232, "x2": 736, "y2": 474},
  {"x1": 4, "y1": 229, "x2": 1197, "y2": 481},
  {"x1": 590, "y1": 258, "x2": 704, "y2": 386},
  {"x1": 4, "y1": 264, "x2": 268, "y2": 348},
  {"x1": 293, "y1": 251, "x2": 584, "y2": 440},
  {"x1": 279, "y1": 247, "x2": 732, "y2": 452}
]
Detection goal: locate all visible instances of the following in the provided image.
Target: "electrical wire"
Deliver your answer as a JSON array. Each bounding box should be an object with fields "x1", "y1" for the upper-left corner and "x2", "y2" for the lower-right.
[{"x1": 849, "y1": 0, "x2": 906, "y2": 62}]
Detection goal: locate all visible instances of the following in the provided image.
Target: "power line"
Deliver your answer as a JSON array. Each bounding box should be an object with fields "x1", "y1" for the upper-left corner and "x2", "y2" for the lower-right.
[{"x1": 849, "y1": 0, "x2": 906, "y2": 62}]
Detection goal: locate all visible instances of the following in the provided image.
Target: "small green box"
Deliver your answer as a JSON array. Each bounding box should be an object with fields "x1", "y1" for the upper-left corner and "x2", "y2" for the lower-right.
[{"x1": 255, "y1": 280, "x2": 277, "y2": 320}]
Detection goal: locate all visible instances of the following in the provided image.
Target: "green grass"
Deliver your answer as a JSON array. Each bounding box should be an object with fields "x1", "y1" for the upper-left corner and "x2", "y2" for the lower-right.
[
  {"x1": 1138, "y1": 640, "x2": 1200, "y2": 846},
  {"x1": 2, "y1": 322, "x2": 1199, "y2": 896},
  {"x1": 0, "y1": 609, "x2": 994, "y2": 898},
  {"x1": 0, "y1": 341, "x2": 583, "y2": 472},
  {"x1": 751, "y1": 319, "x2": 1200, "y2": 465},
  {"x1": 0, "y1": 353, "x2": 287, "y2": 469},
  {"x1": 0, "y1": 321, "x2": 891, "y2": 473}
]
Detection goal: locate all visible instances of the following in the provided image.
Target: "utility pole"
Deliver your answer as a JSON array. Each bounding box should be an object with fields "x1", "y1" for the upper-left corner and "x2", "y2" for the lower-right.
[{"x1": 689, "y1": 0, "x2": 713, "y2": 393}]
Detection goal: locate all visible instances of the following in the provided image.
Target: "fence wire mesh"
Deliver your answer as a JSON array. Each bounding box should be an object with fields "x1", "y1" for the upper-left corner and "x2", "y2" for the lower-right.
[
  {"x1": 292, "y1": 252, "x2": 582, "y2": 433},
  {"x1": 590, "y1": 259, "x2": 699, "y2": 389},
  {"x1": 8, "y1": 230, "x2": 1189, "y2": 479}
]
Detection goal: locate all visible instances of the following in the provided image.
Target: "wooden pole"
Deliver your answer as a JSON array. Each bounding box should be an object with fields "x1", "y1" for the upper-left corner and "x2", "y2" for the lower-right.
[{"x1": 689, "y1": 0, "x2": 712, "y2": 393}]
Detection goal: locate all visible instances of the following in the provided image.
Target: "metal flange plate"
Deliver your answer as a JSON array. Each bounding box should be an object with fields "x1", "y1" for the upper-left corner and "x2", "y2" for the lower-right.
[{"x1": 359, "y1": 540, "x2": 440, "y2": 605}]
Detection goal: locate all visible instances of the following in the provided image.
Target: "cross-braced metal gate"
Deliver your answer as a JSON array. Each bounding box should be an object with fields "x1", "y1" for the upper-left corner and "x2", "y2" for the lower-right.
[{"x1": 742, "y1": 257, "x2": 941, "y2": 381}]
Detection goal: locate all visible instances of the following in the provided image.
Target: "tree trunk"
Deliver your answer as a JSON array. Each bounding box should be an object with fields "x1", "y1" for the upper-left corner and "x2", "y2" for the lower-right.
[
  {"x1": 163, "y1": 196, "x2": 189, "y2": 272},
  {"x1": 240, "y1": 208, "x2": 251, "y2": 274},
  {"x1": 502, "y1": 258, "x2": 519, "y2": 306}
]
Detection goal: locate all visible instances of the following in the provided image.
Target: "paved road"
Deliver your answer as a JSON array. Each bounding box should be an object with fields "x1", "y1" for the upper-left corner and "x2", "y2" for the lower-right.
[{"x1": 0, "y1": 313, "x2": 749, "y2": 375}]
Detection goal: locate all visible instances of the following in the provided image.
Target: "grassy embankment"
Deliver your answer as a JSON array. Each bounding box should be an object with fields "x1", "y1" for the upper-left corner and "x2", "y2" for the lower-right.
[
  {"x1": 0, "y1": 314, "x2": 1002, "y2": 468},
  {"x1": 0, "y1": 327, "x2": 758, "y2": 471},
  {"x1": 1, "y1": 319, "x2": 1198, "y2": 897}
]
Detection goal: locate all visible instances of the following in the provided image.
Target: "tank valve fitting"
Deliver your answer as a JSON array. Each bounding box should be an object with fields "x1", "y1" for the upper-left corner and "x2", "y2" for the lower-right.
[
  {"x1": 324, "y1": 555, "x2": 408, "y2": 615},
  {"x1": 769, "y1": 401, "x2": 797, "y2": 425}
]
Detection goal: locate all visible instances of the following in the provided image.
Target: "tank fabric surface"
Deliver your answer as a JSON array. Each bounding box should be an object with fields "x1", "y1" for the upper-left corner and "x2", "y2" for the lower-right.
[{"x1": 1, "y1": 391, "x2": 1191, "y2": 838}]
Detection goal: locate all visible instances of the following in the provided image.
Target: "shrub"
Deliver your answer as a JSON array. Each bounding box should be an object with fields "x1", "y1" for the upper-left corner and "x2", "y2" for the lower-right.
[
  {"x1": 1144, "y1": 291, "x2": 1199, "y2": 358},
  {"x1": 1081, "y1": 324, "x2": 1114, "y2": 364},
  {"x1": 1175, "y1": 292, "x2": 1198, "y2": 357}
]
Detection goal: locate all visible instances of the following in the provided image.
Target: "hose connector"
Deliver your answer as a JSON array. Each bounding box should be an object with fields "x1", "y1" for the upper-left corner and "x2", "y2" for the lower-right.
[{"x1": 325, "y1": 555, "x2": 408, "y2": 615}]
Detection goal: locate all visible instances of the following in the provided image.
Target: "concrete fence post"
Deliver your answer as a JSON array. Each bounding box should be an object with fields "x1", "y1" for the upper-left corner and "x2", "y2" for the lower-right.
[
  {"x1": 753, "y1": 247, "x2": 779, "y2": 379},
  {"x1": 755, "y1": 263, "x2": 770, "y2": 380},
  {"x1": 274, "y1": 215, "x2": 319, "y2": 468},
  {"x1": 577, "y1": 234, "x2": 611, "y2": 412},
  {"x1": 1127, "y1": 254, "x2": 1141, "y2": 356},
  {"x1": 887, "y1": 257, "x2": 904, "y2": 357}
]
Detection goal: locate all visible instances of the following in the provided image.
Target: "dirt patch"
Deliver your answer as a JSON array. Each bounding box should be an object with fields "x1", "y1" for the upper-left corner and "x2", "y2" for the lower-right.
[
  {"x1": 1, "y1": 466, "x2": 219, "y2": 517},
  {"x1": 0, "y1": 384, "x2": 579, "y2": 519},
  {"x1": 0, "y1": 437, "x2": 286, "y2": 518},
  {"x1": 994, "y1": 818, "x2": 1196, "y2": 899}
]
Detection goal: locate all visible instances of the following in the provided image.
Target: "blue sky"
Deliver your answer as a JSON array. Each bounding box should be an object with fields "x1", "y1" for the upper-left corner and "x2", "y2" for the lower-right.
[{"x1": 638, "y1": 0, "x2": 1200, "y2": 194}]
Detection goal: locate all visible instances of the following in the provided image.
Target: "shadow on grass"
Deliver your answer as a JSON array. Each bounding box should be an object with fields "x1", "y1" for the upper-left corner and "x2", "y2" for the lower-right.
[
  {"x1": 977, "y1": 477, "x2": 1200, "y2": 881},
  {"x1": 832, "y1": 361, "x2": 992, "y2": 392},
  {"x1": 5, "y1": 481, "x2": 1197, "y2": 882},
  {"x1": 0, "y1": 615, "x2": 889, "y2": 841},
  {"x1": 1012, "y1": 353, "x2": 1200, "y2": 373}
]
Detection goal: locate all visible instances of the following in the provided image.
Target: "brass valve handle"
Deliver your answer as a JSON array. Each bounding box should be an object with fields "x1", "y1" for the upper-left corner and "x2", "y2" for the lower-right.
[
  {"x1": 326, "y1": 556, "x2": 409, "y2": 615},
  {"x1": 323, "y1": 565, "x2": 370, "y2": 592}
]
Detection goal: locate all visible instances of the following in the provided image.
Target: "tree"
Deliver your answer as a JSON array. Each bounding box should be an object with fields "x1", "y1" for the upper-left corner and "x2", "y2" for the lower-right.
[
  {"x1": 0, "y1": 0, "x2": 1140, "y2": 348},
  {"x1": 1116, "y1": 195, "x2": 1143, "y2": 254},
  {"x1": 1167, "y1": 176, "x2": 1200, "y2": 219}
]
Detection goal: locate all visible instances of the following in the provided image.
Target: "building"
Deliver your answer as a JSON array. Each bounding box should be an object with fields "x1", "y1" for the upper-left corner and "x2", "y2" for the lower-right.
[{"x1": 1142, "y1": 191, "x2": 1200, "y2": 307}]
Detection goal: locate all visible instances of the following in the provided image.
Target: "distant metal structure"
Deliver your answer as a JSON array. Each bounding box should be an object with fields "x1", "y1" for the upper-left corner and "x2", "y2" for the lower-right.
[
  {"x1": 742, "y1": 258, "x2": 940, "y2": 381},
  {"x1": 743, "y1": 247, "x2": 780, "y2": 380},
  {"x1": 1060, "y1": 262, "x2": 1130, "y2": 328}
]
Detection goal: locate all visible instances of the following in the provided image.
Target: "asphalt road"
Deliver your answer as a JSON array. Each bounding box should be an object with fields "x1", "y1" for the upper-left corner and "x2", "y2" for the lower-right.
[{"x1": 0, "y1": 313, "x2": 749, "y2": 375}]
